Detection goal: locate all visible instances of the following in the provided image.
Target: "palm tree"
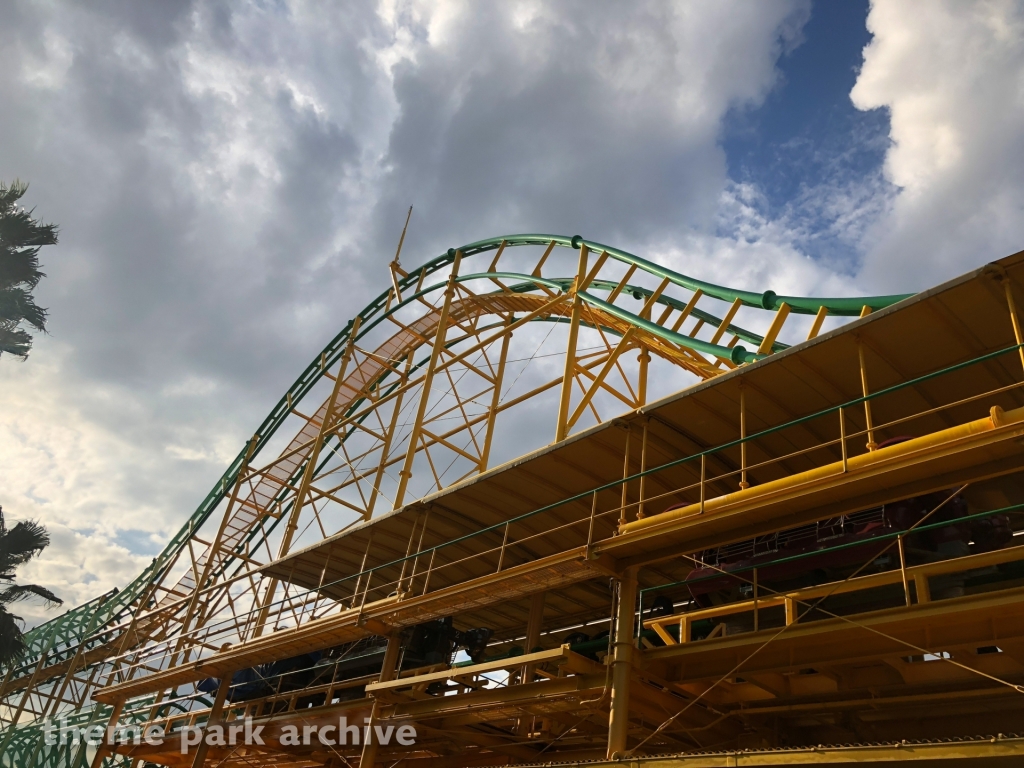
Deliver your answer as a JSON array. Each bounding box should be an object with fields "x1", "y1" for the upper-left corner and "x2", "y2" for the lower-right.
[
  {"x1": 0, "y1": 506, "x2": 62, "y2": 666},
  {"x1": 0, "y1": 179, "x2": 58, "y2": 359}
]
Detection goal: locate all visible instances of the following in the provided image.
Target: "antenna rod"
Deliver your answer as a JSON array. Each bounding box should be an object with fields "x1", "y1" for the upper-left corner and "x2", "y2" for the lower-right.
[{"x1": 392, "y1": 205, "x2": 413, "y2": 267}]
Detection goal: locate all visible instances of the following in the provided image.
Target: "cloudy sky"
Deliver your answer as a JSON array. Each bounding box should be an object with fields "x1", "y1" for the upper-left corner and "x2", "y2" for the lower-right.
[{"x1": 2, "y1": 0, "x2": 1024, "y2": 625}]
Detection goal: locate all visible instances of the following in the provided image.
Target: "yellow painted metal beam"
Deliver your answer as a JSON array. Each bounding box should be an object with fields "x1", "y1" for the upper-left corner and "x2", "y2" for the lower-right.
[
  {"x1": 756, "y1": 301, "x2": 790, "y2": 355},
  {"x1": 556, "y1": 245, "x2": 589, "y2": 442},
  {"x1": 367, "y1": 645, "x2": 582, "y2": 696},
  {"x1": 615, "y1": 404, "x2": 1024, "y2": 541}
]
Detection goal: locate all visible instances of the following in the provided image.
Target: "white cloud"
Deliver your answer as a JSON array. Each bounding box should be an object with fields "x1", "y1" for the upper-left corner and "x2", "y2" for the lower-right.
[
  {"x1": 15, "y1": 524, "x2": 151, "y2": 628},
  {"x1": 369, "y1": 0, "x2": 811, "y2": 250},
  {"x1": 852, "y1": 0, "x2": 1024, "y2": 289},
  {"x1": 2, "y1": 346, "x2": 154, "y2": 533},
  {"x1": 19, "y1": 27, "x2": 73, "y2": 90},
  {"x1": 0, "y1": 342, "x2": 187, "y2": 626},
  {"x1": 666, "y1": 183, "x2": 862, "y2": 299}
]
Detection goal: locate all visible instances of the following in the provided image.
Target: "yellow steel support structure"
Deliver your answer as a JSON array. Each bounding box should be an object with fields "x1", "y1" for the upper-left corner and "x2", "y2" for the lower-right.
[
  {"x1": 608, "y1": 566, "x2": 638, "y2": 759},
  {"x1": 555, "y1": 244, "x2": 589, "y2": 442},
  {"x1": 11, "y1": 235, "x2": 1024, "y2": 768}
]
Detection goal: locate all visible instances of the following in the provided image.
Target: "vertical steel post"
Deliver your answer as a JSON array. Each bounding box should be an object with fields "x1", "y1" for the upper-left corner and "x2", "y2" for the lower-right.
[
  {"x1": 396, "y1": 511, "x2": 421, "y2": 597},
  {"x1": 421, "y1": 548, "x2": 437, "y2": 596},
  {"x1": 637, "y1": 419, "x2": 649, "y2": 519},
  {"x1": 699, "y1": 454, "x2": 706, "y2": 514},
  {"x1": 858, "y1": 339, "x2": 878, "y2": 451},
  {"x1": 739, "y1": 384, "x2": 749, "y2": 490},
  {"x1": 517, "y1": 592, "x2": 547, "y2": 736},
  {"x1": 406, "y1": 508, "x2": 431, "y2": 595},
  {"x1": 607, "y1": 566, "x2": 638, "y2": 759},
  {"x1": 360, "y1": 632, "x2": 403, "y2": 768},
  {"x1": 1003, "y1": 279, "x2": 1024, "y2": 375},
  {"x1": 88, "y1": 698, "x2": 125, "y2": 768},
  {"x1": 350, "y1": 529, "x2": 375, "y2": 610},
  {"x1": 359, "y1": 570, "x2": 374, "y2": 614},
  {"x1": 189, "y1": 674, "x2": 231, "y2": 768},
  {"x1": 555, "y1": 245, "x2": 589, "y2": 442},
  {"x1": 637, "y1": 348, "x2": 651, "y2": 407},
  {"x1": 587, "y1": 491, "x2": 598, "y2": 552},
  {"x1": 521, "y1": 592, "x2": 546, "y2": 686},
  {"x1": 753, "y1": 568, "x2": 759, "y2": 632},
  {"x1": 480, "y1": 316, "x2": 512, "y2": 472},
  {"x1": 619, "y1": 425, "x2": 632, "y2": 527},
  {"x1": 839, "y1": 407, "x2": 848, "y2": 472}
]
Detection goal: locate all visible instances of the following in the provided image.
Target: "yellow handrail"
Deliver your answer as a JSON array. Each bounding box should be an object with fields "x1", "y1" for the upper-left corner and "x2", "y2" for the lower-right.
[{"x1": 646, "y1": 540, "x2": 1024, "y2": 645}]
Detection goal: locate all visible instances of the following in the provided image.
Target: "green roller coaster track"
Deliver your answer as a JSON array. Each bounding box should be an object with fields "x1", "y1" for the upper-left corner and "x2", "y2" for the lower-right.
[{"x1": 0, "y1": 235, "x2": 911, "y2": 766}]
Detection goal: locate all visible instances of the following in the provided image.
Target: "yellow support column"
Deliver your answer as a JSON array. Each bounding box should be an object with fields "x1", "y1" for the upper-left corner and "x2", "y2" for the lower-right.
[
  {"x1": 555, "y1": 244, "x2": 589, "y2": 442},
  {"x1": 361, "y1": 632, "x2": 403, "y2": 768},
  {"x1": 806, "y1": 305, "x2": 828, "y2": 340},
  {"x1": 479, "y1": 316, "x2": 512, "y2": 472},
  {"x1": 524, "y1": 592, "x2": 546, "y2": 662},
  {"x1": 607, "y1": 566, "x2": 638, "y2": 759},
  {"x1": 1003, "y1": 278, "x2": 1024, "y2": 374},
  {"x1": 858, "y1": 339, "x2": 878, "y2": 451},
  {"x1": 637, "y1": 419, "x2": 649, "y2": 519},
  {"x1": 618, "y1": 424, "x2": 632, "y2": 526},
  {"x1": 394, "y1": 251, "x2": 462, "y2": 508},
  {"x1": 739, "y1": 384, "x2": 750, "y2": 490},
  {"x1": 637, "y1": 347, "x2": 651, "y2": 406},
  {"x1": 189, "y1": 674, "x2": 232, "y2": 768},
  {"x1": 517, "y1": 592, "x2": 547, "y2": 735},
  {"x1": 88, "y1": 698, "x2": 125, "y2": 768},
  {"x1": 756, "y1": 301, "x2": 790, "y2": 355}
]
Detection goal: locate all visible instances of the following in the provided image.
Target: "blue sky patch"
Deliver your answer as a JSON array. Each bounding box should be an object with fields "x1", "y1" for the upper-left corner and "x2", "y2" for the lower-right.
[{"x1": 722, "y1": 0, "x2": 892, "y2": 271}]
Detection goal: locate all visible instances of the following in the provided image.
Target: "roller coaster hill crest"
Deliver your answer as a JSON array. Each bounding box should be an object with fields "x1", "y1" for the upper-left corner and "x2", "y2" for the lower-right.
[{"x1": 6, "y1": 235, "x2": 1024, "y2": 767}]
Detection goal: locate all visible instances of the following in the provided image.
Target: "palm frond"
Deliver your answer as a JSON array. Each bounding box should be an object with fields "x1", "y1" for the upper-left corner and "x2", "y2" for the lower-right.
[
  {"x1": 0, "y1": 179, "x2": 56, "y2": 360},
  {"x1": 0, "y1": 519, "x2": 52, "y2": 569},
  {"x1": 0, "y1": 608, "x2": 27, "y2": 667},
  {"x1": 0, "y1": 583, "x2": 62, "y2": 607},
  {"x1": 0, "y1": 324, "x2": 32, "y2": 358},
  {"x1": 0, "y1": 211, "x2": 58, "y2": 251},
  {"x1": 0, "y1": 179, "x2": 28, "y2": 212},
  {"x1": 0, "y1": 247, "x2": 46, "y2": 291},
  {"x1": 0, "y1": 286, "x2": 47, "y2": 332}
]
